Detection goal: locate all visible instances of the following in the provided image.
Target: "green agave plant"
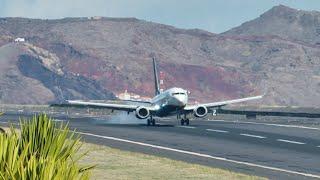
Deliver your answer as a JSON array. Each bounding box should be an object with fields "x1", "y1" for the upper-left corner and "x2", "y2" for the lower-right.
[{"x1": 0, "y1": 114, "x2": 94, "y2": 180}]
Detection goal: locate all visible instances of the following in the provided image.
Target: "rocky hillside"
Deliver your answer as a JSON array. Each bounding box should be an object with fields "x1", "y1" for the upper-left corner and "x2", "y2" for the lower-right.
[
  {"x1": 0, "y1": 43, "x2": 114, "y2": 104},
  {"x1": 0, "y1": 5, "x2": 319, "y2": 106},
  {"x1": 223, "y1": 5, "x2": 320, "y2": 45}
]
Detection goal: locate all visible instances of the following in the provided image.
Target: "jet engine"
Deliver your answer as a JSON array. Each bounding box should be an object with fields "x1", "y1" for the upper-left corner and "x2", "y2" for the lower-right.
[
  {"x1": 193, "y1": 106, "x2": 208, "y2": 118},
  {"x1": 135, "y1": 106, "x2": 150, "y2": 119}
]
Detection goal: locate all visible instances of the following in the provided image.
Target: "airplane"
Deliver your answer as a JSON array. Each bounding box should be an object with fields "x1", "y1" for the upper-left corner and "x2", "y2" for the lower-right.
[{"x1": 61, "y1": 58, "x2": 263, "y2": 126}]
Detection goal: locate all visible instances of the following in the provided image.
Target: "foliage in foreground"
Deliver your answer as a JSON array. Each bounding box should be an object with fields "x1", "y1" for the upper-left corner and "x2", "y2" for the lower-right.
[{"x1": 0, "y1": 114, "x2": 94, "y2": 180}]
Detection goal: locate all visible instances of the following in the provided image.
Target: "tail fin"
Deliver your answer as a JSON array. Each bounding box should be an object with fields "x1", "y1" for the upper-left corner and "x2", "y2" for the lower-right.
[{"x1": 153, "y1": 57, "x2": 161, "y2": 95}]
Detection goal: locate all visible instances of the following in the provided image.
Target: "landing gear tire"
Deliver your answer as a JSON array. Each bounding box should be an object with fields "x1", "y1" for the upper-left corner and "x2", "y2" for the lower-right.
[
  {"x1": 180, "y1": 119, "x2": 190, "y2": 126},
  {"x1": 185, "y1": 119, "x2": 190, "y2": 126},
  {"x1": 180, "y1": 119, "x2": 185, "y2": 126},
  {"x1": 147, "y1": 118, "x2": 156, "y2": 126}
]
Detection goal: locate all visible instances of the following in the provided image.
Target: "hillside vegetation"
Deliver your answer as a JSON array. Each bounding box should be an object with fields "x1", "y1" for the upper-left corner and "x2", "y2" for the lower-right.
[{"x1": 0, "y1": 5, "x2": 319, "y2": 106}]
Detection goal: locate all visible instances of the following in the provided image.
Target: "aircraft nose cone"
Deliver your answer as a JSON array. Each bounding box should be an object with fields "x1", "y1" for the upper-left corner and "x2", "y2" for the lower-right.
[{"x1": 175, "y1": 96, "x2": 187, "y2": 106}]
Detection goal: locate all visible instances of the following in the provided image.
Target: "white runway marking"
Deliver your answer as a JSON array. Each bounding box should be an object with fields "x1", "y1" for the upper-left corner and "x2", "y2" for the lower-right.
[
  {"x1": 0, "y1": 121, "x2": 18, "y2": 125},
  {"x1": 240, "y1": 133, "x2": 266, "y2": 139},
  {"x1": 160, "y1": 119, "x2": 172, "y2": 122},
  {"x1": 177, "y1": 126, "x2": 196, "y2": 129},
  {"x1": 77, "y1": 131, "x2": 320, "y2": 179},
  {"x1": 52, "y1": 119, "x2": 65, "y2": 122},
  {"x1": 207, "y1": 119, "x2": 320, "y2": 130},
  {"x1": 206, "y1": 129, "x2": 229, "y2": 133},
  {"x1": 277, "y1": 139, "x2": 306, "y2": 145}
]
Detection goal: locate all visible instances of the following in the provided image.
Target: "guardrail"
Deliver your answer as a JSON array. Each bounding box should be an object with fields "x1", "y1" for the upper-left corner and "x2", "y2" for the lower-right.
[{"x1": 217, "y1": 109, "x2": 320, "y2": 119}]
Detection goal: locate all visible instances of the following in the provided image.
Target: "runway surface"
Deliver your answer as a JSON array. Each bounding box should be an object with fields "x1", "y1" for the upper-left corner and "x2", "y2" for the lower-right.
[{"x1": 1, "y1": 113, "x2": 320, "y2": 179}]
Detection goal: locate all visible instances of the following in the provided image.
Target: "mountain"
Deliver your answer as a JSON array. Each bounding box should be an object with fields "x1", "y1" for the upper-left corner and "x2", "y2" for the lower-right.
[
  {"x1": 0, "y1": 5, "x2": 319, "y2": 106},
  {"x1": 0, "y1": 17, "x2": 254, "y2": 104},
  {"x1": 223, "y1": 5, "x2": 320, "y2": 45},
  {"x1": 0, "y1": 42, "x2": 115, "y2": 104}
]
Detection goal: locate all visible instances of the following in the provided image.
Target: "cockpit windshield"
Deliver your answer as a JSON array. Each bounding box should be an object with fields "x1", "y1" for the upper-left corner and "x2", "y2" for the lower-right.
[{"x1": 172, "y1": 92, "x2": 185, "y2": 95}]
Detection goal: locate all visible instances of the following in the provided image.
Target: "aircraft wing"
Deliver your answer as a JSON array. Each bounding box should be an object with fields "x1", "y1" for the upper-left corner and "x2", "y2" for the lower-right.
[
  {"x1": 184, "y1": 95, "x2": 263, "y2": 111},
  {"x1": 121, "y1": 99, "x2": 151, "y2": 104},
  {"x1": 53, "y1": 100, "x2": 155, "y2": 112}
]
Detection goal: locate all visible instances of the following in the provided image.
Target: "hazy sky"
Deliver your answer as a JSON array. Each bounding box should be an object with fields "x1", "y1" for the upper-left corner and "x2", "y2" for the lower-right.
[{"x1": 1, "y1": 0, "x2": 320, "y2": 33}]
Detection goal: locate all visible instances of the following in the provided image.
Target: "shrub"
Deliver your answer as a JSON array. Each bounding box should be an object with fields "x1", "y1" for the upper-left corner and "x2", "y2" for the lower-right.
[{"x1": 0, "y1": 114, "x2": 94, "y2": 180}]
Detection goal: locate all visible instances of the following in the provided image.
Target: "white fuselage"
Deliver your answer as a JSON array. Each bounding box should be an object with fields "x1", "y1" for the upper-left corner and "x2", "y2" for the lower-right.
[{"x1": 150, "y1": 87, "x2": 188, "y2": 117}]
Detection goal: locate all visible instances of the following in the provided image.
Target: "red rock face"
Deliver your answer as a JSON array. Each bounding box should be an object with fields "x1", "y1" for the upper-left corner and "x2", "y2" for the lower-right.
[
  {"x1": 158, "y1": 62, "x2": 254, "y2": 102},
  {"x1": 64, "y1": 57, "x2": 255, "y2": 103}
]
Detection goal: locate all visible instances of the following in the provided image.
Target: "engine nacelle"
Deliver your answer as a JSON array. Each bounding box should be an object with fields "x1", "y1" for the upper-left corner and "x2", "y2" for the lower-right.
[
  {"x1": 193, "y1": 106, "x2": 208, "y2": 118},
  {"x1": 135, "y1": 106, "x2": 150, "y2": 119}
]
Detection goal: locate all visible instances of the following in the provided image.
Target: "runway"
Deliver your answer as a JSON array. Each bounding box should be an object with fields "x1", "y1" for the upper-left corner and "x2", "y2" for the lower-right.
[{"x1": 1, "y1": 113, "x2": 320, "y2": 179}]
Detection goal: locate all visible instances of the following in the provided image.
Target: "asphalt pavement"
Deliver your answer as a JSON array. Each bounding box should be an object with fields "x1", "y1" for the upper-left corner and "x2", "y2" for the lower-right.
[{"x1": 1, "y1": 113, "x2": 320, "y2": 179}]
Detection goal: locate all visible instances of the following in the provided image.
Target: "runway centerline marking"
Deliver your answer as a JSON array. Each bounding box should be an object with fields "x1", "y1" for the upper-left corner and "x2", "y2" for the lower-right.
[
  {"x1": 77, "y1": 131, "x2": 320, "y2": 179},
  {"x1": 207, "y1": 119, "x2": 320, "y2": 130},
  {"x1": 52, "y1": 119, "x2": 65, "y2": 122},
  {"x1": 159, "y1": 119, "x2": 171, "y2": 122},
  {"x1": 177, "y1": 126, "x2": 196, "y2": 129},
  {"x1": 240, "y1": 133, "x2": 266, "y2": 139},
  {"x1": 277, "y1": 139, "x2": 306, "y2": 145},
  {"x1": 206, "y1": 129, "x2": 229, "y2": 133},
  {"x1": 0, "y1": 121, "x2": 19, "y2": 125}
]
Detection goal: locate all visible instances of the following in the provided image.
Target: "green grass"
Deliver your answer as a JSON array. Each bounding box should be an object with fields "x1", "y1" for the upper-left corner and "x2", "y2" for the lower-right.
[{"x1": 79, "y1": 143, "x2": 266, "y2": 180}]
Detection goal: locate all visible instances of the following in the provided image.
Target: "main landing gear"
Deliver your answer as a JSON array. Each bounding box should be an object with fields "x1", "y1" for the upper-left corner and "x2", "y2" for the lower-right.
[
  {"x1": 180, "y1": 118, "x2": 190, "y2": 126},
  {"x1": 178, "y1": 114, "x2": 190, "y2": 126},
  {"x1": 147, "y1": 116, "x2": 156, "y2": 126}
]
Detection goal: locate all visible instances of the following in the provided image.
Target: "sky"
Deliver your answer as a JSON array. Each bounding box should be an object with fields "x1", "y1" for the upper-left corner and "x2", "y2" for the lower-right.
[{"x1": 1, "y1": 0, "x2": 320, "y2": 33}]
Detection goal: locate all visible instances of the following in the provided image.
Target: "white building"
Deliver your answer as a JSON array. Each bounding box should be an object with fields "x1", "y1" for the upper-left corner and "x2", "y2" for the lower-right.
[
  {"x1": 14, "y1": 37, "x2": 25, "y2": 42},
  {"x1": 117, "y1": 90, "x2": 131, "y2": 100}
]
